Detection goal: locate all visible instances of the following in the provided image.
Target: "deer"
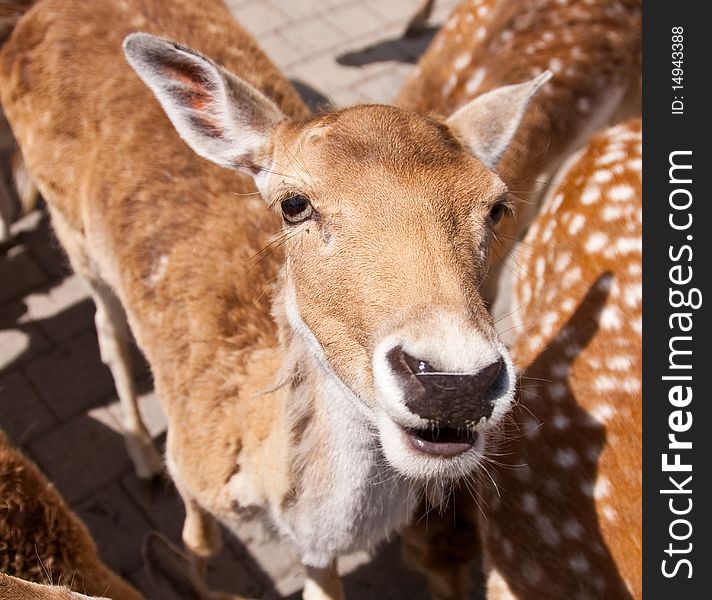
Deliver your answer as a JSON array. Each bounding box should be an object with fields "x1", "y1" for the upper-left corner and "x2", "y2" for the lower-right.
[
  {"x1": 397, "y1": 0, "x2": 641, "y2": 305},
  {"x1": 404, "y1": 118, "x2": 642, "y2": 599},
  {"x1": 1, "y1": 426, "x2": 247, "y2": 600},
  {"x1": 0, "y1": 429, "x2": 144, "y2": 600},
  {"x1": 0, "y1": 0, "x2": 554, "y2": 597}
]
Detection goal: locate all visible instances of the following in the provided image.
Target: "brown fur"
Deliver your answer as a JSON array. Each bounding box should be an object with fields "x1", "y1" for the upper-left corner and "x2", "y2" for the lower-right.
[
  {"x1": 0, "y1": 431, "x2": 143, "y2": 600},
  {"x1": 397, "y1": 0, "x2": 642, "y2": 300},
  {"x1": 485, "y1": 118, "x2": 642, "y2": 599},
  {"x1": 0, "y1": 0, "x2": 309, "y2": 510}
]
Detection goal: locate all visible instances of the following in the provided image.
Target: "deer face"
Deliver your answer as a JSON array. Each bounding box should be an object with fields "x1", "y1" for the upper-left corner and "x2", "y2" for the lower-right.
[{"x1": 124, "y1": 34, "x2": 550, "y2": 481}]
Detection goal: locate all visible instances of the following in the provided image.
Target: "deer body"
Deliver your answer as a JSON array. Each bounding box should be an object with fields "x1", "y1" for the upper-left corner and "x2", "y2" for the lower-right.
[
  {"x1": 0, "y1": 1, "x2": 549, "y2": 596},
  {"x1": 0, "y1": 0, "x2": 407, "y2": 570},
  {"x1": 484, "y1": 118, "x2": 642, "y2": 599}
]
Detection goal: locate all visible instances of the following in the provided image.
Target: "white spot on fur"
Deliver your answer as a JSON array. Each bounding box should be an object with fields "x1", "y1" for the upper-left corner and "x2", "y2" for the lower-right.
[
  {"x1": 555, "y1": 448, "x2": 578, "y2": 468},
  {"x1": 522, "y1": 493, "x2": 538, "y2": 513},
  {"x1": 609, "y1": 184, "x2": 635, "y2": 202},
  {"x1": 552, "y1": 413, "x2": 571, "y2": 430},
  {"x1": 569, "y1": 554, "x2": 590, "y2": 574},
  {"x1": 585, "y1": 232, "x2": 608, "y2": 252},
  {"x1": 147, "y1": 254, "x2": 169, "y2": 287},
  {"x1": 594, "y1": 375, "x2": 618, "y2": 392},
  {"x1": 595, "y1": 476, "x2": 611, "y2": 500},
  {"x1": 593, "y1": 169, "x2": 613, "y2": 184},
  {"x1": 549, "y1": 382, "x2": 567, "y2": 401},
  {"x1": 568, "y1": 214, "x2": 585, "y2": 235},
  {"x1": 465, "y1": 68, "x2": 486, "y2": 95},
  {"x1": 554, "y1": 252, "x2": 571, "y2": 273},
  {"x1": 607, "y1": 355, "x2": 632, "y2": 370},
  {"x1": 591, "y1": 403, "x2": 615, "y2": 423},
  {"x1": 454, "y1": 53, "x2": 471, "y2": 71},
  {"x1": 561, "y1": 298, "x2": 575, "y2": 312},
  {"x1": 581, "y1": 186, "x2": 600, "y2": 205},
  {"x1": 632, "y1": 316, "x2": 642, "y2": 334},
  {"x1": 442, "y1": 73, "x2": 458, "y2": 97},
  {"x1": 600, "y1": 306, "x2": 622, "y2": 329},
  {"x1": 548, "y1": 57, "x2": 563, "y2": 73},
  {"x1": 548, "y1": 192, "x2": 565, "y2": 214},
  {"x1": 602, "y1": 505, "x2": 618, "y2": 522},
  {"x1": 598, "y1": 149, "x2": 626, "y2": 166},
  {"x1": 610, "y1": 236, "x2": 641, "y2": 256},
  {"x1": 602, "y1": 205, "x2": 624, "y2": 221},
  {"x1": 524, "y1": 416, "x2": 541, "y2": 438},
  {"x1": 528, "y1": 334, "x2": 543, "y2": 352},
  {"x1": 562, "y1": 518, "x2": 585, "y2": 540},
  {"x1": 625, "y1": 283, "x2": 642, "y2": 307},
  {"x1": 576, "y1": 96, "x2": 591, "y2": 113}
]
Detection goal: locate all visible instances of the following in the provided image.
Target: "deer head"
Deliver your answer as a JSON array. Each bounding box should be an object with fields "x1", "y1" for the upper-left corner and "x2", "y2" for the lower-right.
[{"x1": 124, "y1": 33, "x2": 550, "y2": 481}]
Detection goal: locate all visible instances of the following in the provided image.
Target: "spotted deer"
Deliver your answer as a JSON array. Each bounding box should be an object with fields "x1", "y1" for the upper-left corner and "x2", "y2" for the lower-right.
[
  {"x1": 397, "y1": 0, "x2": 641, "y2": 304},
  {"x1": 0, "y1": 0, "x2": 554, "y2": 597},
  {"x1": 405, "y1": 119, "x2": 642, "y2": 599}
]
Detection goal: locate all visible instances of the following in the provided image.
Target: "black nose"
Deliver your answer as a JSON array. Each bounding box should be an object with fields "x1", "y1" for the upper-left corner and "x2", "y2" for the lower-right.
[{"x1": 386, "y1": 347, "x2": 506, "y2": 427}]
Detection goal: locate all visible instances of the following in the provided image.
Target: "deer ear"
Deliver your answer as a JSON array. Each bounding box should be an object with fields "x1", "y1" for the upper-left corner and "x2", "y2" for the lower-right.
[
  {"x1": 446, "y1": 71, "x2": 552, "y2": 170},
  {"x1": 123, "y1": 33, "x2": 285, "y2": 173}
]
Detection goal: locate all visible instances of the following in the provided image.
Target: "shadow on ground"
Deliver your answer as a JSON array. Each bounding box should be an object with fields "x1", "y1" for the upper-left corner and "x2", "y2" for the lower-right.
[{"x1": 335, "y1": 27, "x2": 438, "y2": 67}]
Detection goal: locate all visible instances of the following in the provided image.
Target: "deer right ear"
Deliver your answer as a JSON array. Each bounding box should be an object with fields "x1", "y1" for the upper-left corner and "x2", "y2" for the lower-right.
[
  {"x1": 446, "y1": 71, "x2": 552, "y2": 170},
  {"x1": 123, "y1": 33, "x2": 285, "y2": 174}
]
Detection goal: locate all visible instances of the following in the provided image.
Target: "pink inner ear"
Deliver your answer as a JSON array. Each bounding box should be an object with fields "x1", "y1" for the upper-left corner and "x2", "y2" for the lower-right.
[
  {"x1": 160, "y1": 61, "x2": 213, "y2": 111},
  {"x1": 159, "y1": 61, "x2": 225, "y2": 138}
]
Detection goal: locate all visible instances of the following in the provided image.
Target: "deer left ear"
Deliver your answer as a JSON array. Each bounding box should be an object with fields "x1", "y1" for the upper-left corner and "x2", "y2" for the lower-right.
[
  {"x1": 446, "y1": 71, "x2": 552, "y2": 170},
  {"x1": 123, "y1": 33, "x2": 285, "y2": 174}
]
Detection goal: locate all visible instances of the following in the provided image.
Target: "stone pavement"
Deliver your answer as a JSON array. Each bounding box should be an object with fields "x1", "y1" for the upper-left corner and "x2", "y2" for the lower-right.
[{"x1": 0, "y1": 0, "x2": 463, "y2": 598}]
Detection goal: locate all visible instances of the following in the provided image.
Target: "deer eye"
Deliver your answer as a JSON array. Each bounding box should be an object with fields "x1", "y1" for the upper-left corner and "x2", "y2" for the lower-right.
[
  {"x1": 280, "y1": 195, "x2": 313, "y2": 224},
  {"x1": 488, "y1": 200, "x2": 510, "y2": 226}
]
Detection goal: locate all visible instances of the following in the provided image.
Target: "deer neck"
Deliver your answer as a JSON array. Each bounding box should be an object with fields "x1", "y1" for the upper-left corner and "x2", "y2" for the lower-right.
[{"x1": 242, "y1": 277, "x2": 421, "y2": 565}]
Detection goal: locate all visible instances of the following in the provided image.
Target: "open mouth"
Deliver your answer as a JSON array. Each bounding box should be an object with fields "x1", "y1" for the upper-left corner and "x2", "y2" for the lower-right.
[{"x1": 405, "y1": 426, "x2": 478, "y2": 457}]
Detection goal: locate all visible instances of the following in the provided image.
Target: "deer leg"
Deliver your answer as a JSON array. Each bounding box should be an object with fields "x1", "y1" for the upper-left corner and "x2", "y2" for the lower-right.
[
  {"x1": 303, "y1": 562, "x2": 343, "y2": 600},
  {"x1": 0, "y1": 173, "x2": 14, "y2": 242},
  {"x1": 88, "y1": 279, "x2": 163, "y2": 480},
  {"x1": 165, "y1": 452, "x2": 222, "y2": 576},
  {"x1": 181, "y1": 497, "x2": 222, "y2": 576}
]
